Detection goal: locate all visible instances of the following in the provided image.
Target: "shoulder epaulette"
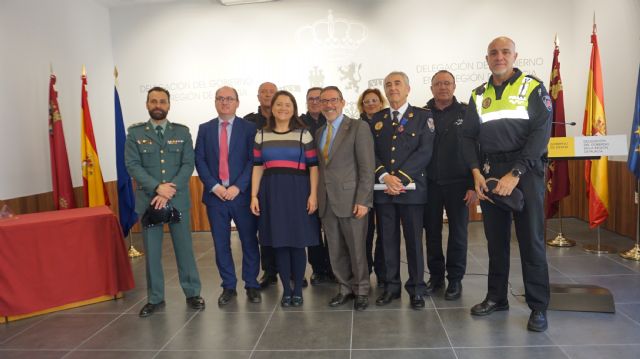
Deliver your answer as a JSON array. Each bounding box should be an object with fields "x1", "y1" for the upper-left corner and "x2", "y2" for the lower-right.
[
  {"x1": 412, "y1": 106, "x2": 428, "y2": 113},
  {"x1": 128, "y1": 122, "x2": 146, "y2": 129},
  {"x1": 473, "y1": 83, "x2": 487, "y2": 95},
  {"x1": 525, "y1": 74, "x2": 544, "y2": 84},
  {"x1": 171, "y1": 122, "x2": 189, "y2": 129}
]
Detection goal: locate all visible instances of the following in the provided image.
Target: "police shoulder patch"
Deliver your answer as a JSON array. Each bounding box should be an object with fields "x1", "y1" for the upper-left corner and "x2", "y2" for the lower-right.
[{"x1": 542, "y1": 95, "x2": 552, "y2": 112}]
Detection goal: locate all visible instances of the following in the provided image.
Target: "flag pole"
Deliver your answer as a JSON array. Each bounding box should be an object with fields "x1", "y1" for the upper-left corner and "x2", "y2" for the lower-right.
[
  {"x1": 620, "y1": 179, "x2": 640, "y2": 260},
  {"x1": 547, "y1": 201, "x2": 576, "y2": 247},
  {"x1": 113, "y1": 66, "x2": 144, "y2": 258}
]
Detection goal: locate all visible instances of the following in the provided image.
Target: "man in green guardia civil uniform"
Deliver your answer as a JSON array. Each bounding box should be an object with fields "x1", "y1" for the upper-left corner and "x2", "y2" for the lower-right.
[{"x1": 125, "y1": 86, "x2": 205, "y2": 317}]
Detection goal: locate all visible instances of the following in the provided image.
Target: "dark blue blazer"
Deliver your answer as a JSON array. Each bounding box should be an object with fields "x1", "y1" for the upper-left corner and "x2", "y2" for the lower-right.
[{"x1": 194, "y1": 116, "x2": 256, "y2": 207}]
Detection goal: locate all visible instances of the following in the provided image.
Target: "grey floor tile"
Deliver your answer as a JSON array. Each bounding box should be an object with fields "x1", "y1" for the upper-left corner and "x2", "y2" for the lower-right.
[
  {"x1": 617, "y1": 303, "x2": 640, "y2": 323},
  {"x1": 571, "y1": 274, "x2": 640, "y2": 303},
  {"x1": 547, "y1": 255, "x2": 636, "y2": 277},
  {"x1": 0, "y1": 316, "x2": 48, "y2": 344},
  {"x1": 0, "y1": 350, "x2": 67, "y2": 359},
  {"x1": 351, "y1": 309, "x2": 449, "y2": 349},
  {"x1": 438, "y1": 308, "x2": 554, "y2": 347},
  {"x1": 156, "y1": 350, "x2": 251, "y2": 359},
  {"x1": 610, "y1": 254, "x2": 640, "y2": 273},
  {"x1": 0, "y1": 314, "x2": 119, "y2": 350},
  {"x1": 256, "y1": 311, "x2": 351, "y2": 350},
  {"x1": 164, "y1": 311, "x2": 271, "y2": 350},
  {"x1": 352, "y1": 349, "x2": 456, "y2": 359},
  {"x1": 78, "y1": 312, "x2": 195, "y2": 350},
  {"x1": 455, "y1": 346, "x2": 569, "y2": 359},
  {"x1": 63, "y1": 350, "x2": 157, "y2": 359},
  {"x1": 561, "y1": 344, "x2": 640, "y2": 359},
  {"x1": 251, "y1": 350, "x2": 349, "y2": 359},
  {"x1": 545, "y1": 310, "x2": 640, "y2": 345}
]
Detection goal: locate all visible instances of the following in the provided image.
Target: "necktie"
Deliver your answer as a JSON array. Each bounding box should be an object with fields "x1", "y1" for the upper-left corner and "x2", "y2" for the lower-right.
[
  {"x1": 219, "y1": 121, "x2": 229, "y2": 182},
  {"x1": 155, "y1": 125, "x2": 163, "y2": 141},
  {"x1": 392, "y1": 110, "x2": 400, "y2": 126},
  {"x1": 322, "y1": 123, "x2": 333, "y2": 162}
]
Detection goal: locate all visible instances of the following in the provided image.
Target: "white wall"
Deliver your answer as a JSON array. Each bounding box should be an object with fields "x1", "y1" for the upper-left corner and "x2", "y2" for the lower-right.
[
  {"x1": 0, "y1": 0, "x2": 114, "y2": 199},
  {"x1": 1, "y1": 0, "x2": 639, "y2": 199}
]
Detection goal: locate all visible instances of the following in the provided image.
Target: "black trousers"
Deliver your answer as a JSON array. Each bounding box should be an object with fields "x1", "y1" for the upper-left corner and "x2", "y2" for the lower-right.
[
  {"x1": 376, "y1": 203, "x2": 426, "y2": 296},
  {"x1": 307, "y1": 217, "x2": 332, "y2": 275},
  {"x1": 481, "y1": 161, "x2": 550, "y2": 311},
  {"x1": 365, "y1": 208, "x2": 387, "y2": 281},
  {"x1": 424, "y1": 180, "x2": 469, "y2": 282}
]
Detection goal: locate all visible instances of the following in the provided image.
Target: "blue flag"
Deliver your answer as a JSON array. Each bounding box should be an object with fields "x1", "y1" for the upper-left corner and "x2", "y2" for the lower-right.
[
  {"x1": 628, "y1": 65, "x2": 640, "y2": 179},
  {"x1": 115, "y1": 85, "x2": 138, "y2": 237}
]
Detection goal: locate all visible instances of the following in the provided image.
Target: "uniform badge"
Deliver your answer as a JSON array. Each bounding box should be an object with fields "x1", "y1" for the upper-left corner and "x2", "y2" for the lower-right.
[
  {"x1": 454, "y1": 119, "x2": 463, "y2": 126},
  {"x1": 427, "y1": 117, "x2": 435, "y2": 133},
  {"x1": 384, "y1": 113, "x2": 388, "y2": 119},
  {"x1": 167, "y1": 139, "x2": 185, "y2": 145},
  {"x1": 482, "y1": 98, "x2": 492, "y2": 109},
  {"x1": 408, "y1": 112, "x2": 414, "y2": 118},
  {"x1": 374, "y1": 121, "x2": 383, "y2": 131},
  {"x1": 542, "y1": 95, "x2": 552, "y2": 112}
]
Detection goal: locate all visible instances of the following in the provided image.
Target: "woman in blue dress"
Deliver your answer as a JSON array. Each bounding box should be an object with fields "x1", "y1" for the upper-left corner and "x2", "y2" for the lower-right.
[{"x1": 250, "y1": 90, "x2": 319, "y2": 307}]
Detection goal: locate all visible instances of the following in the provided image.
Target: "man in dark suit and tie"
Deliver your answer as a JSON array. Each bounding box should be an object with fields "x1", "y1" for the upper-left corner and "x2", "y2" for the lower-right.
[
  {"x1": 371, "y1": 71, "x2": 435, "y2": 309},
  {"x1": 316, "y1": 86, "x2": 375, "y2": 311},
  {"x1": 195, "y1": 86, "x2": 261, "y2": 306}
]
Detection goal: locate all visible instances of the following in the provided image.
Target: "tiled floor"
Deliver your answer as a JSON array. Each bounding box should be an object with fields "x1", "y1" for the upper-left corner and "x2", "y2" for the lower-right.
[{"x1": 2, "y1": 218, "x2": 640, "y2": 359}]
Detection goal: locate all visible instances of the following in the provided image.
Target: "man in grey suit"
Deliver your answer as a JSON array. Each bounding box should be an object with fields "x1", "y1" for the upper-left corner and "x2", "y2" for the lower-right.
[{"x1": 316, "y1": 86, "x2": 375, "y2": 311}]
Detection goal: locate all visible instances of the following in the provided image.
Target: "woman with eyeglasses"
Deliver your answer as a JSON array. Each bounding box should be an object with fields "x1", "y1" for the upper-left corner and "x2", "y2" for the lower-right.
[
  {"x1": 356, "y1": 88, "x2": 389, "y2": 288},
  {"x1": 250, "y1": 90, "x2": 319, "y2": 307}
]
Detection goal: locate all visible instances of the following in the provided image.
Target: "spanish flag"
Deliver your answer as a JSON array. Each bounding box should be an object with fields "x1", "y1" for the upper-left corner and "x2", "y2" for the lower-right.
[
  {"x1": 582, "y1": 29, "x2": 609, "y2": 228},
  {"x1": 81, "y1": 68, "x2": 110, "y2": 207}
]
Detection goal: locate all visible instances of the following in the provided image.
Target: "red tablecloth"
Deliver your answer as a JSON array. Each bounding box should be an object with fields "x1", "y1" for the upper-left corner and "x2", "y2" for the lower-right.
[{"x1": 0, "y1": 206, "x2": 135, "y2": 316}]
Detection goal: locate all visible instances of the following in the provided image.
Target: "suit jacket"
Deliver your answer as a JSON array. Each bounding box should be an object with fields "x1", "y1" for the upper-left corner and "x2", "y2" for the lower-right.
[
  {"x1": 370, "y1": 104, "x2": 435, "y2": 205},
  {"x1": 194, "y1": 116, "x2": 256, "y2": 207},
  {"x1": 316, "y1": 116, "x2": 375, "y2": 218},
  {"x1": 125, "y1": 120, "x2": 195, "y2": 214}
]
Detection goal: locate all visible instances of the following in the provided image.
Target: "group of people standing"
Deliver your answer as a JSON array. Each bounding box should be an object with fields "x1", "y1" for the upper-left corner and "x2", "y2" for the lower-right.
[{"x1": 124, "y1": 36, "x2": 552, "y2": 332}]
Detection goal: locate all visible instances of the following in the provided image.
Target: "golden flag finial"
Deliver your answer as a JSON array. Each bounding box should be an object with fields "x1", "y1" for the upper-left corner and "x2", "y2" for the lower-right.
[
  {"x1": 593, "y1": 12, "x2": 597, "y2": 34},
  {"x1": 82, "y1": 64, "x2": 86, "y2": 77},
  {"x1": 554, "y1": 33, "x2": 559, "y2": 48},
  {"x1": 50, "y1": 62, "x2": 54, "y2": 75},
  {"x1": 114, "y1": 66, "x2": 119, "y2": 79}
]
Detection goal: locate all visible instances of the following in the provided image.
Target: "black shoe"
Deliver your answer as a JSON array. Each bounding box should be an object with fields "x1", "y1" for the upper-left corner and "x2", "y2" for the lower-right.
[
  {"x1": 354, "y1": 295, "x2": 369, "y2": 311},
  {"x1": 410, "y1": 295, "x2": 425, "y2": 309},
  {"x1": 375, "y1": 291, "x2": 401, "y2": 306},
  {"x1": 186, "y1": 296, "x2": 205, "y2": 310},
  {"x1": 259, "y1": 273, "x2": 277, "y2": 289},
  {"x1": 470, "y1": 299, "x2": 509, "y2": 316},
  {"x1": 311, "y1": 273, "x2": 329, "y2": 285},
  {"x1": 246, "y1": 288, "x2": 262, "y2": 303},
  {"x1": 425, "y1": 278, "x2": 445, "y2": 295},
  {"x1": 444, "y1": 281, "x2": 462, "y2": 301},
  {"x1": 527, "y1": 310, "x2": 548, "y2": 332},
  {"x1": 217, "y1": 288, "x2": 237, "y2": 306},
  {"x1": 302, "y1": 278, "x2": 308, "y2": 288},
  {"x1": 281, "y1": 296, "x2": 292, "y2": 307},
  {"x1": 139, "y1": 301, "x2": 165, "y2": 317},
  {"x1": 328, "y1": 293, "x2": 355, "y2": 307},
  {"x1": 291, "y1": 295, "x2": 304, "y2": 307}
]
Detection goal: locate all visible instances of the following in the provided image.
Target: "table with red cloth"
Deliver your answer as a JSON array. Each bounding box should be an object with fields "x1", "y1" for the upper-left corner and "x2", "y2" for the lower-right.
[{"x1": 0, "y1": 206, "x2": 135, "y2": 318}]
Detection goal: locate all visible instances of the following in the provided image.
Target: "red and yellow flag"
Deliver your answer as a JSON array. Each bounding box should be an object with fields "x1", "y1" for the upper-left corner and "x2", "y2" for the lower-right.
[
  {"x1": 581, "y1": 30, "x2": 609, "y2": 228},
  {"x1": 49, "y1": 73, "x2": 76, "y2": 210},
  {"x1": 545, "y1": 40, "x2": 570, "y2": 219},
  {"x1": 81, "y1": 69, "x2": 110, "y2": 207}
]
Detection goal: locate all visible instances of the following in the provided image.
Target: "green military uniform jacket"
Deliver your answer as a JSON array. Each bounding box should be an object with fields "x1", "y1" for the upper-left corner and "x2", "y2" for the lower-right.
[{"x1": 124, "y1": 120, "x2": 195, "y2": 215}]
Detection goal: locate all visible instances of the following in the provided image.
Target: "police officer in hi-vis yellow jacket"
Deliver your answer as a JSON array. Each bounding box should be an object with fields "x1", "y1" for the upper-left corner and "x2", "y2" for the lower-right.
[{"x1": 125, "y1": 86, "x2": 205, "y2": 317}]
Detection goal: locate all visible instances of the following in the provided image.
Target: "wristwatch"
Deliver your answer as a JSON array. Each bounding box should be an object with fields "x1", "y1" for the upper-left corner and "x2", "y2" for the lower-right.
[{"x1": 511, "y1": 168, "x2": 523, "y2": 178}]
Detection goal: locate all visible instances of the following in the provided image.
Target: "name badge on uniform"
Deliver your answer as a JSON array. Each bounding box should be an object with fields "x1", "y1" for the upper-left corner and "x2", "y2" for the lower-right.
[{"x1": 427, "y1": 117, "x2": 435, "y2": 133}]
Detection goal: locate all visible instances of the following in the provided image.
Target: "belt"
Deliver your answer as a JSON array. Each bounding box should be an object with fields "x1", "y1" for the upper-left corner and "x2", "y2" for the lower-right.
[{"x1": 484, "y1": 150, "x2": 521, "y2": 163}]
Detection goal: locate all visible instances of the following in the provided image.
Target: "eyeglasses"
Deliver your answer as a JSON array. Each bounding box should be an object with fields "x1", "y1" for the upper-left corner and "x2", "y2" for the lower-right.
[
  {"x1": 307, "y1": 96, "x2": 321, "y2": 103},
  {"x1": 363, "y1": 98, "x2": 380, "y2": 105},
  {"x1": 215, "y1": 96, "x2": 237, "y2": 103},
  {"x1": 432, "y1": 81, "x2": 454, "y2": 87},
  {"x1": 320, "y1": 98, "x2": 341, "y2": 105}
]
